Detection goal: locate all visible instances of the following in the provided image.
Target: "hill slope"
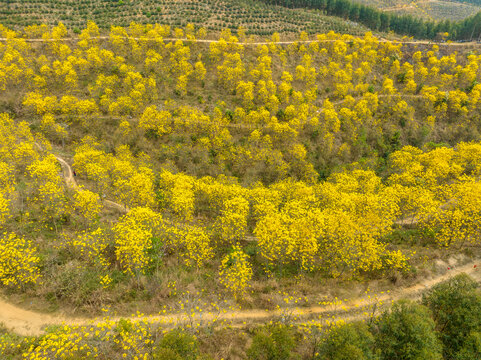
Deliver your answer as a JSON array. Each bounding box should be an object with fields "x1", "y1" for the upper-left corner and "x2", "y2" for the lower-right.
[
  {"x1": 3, "y1": 0, "x2": 481, "y2": 40},
  {"x1": 0, "y1": 0, "x2": 366, "y2": 35},
  {"x1": 354, "y1": 0, "x2": 481, "y2": 21}
]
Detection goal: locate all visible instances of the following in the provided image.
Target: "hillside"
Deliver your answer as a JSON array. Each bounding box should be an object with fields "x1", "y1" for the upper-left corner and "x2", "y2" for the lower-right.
[
  {"x1": 2, "y1": 17, "x2": 481, "y2": 359},
  {"x1": 0, "y1": 19, "x2": 480, "y2": 304},
  {"x1": 4, "y1": 0, "x2": 481, "y2": 40},
  {"x1": 354, "y1": 0, "x2": 481, "y2": 21},
  {"x1": 0, "y1": 0, "x2": 366, "y2": 35}
]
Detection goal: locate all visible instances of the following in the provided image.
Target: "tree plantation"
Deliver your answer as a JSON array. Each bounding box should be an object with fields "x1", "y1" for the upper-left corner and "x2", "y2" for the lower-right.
[{"x1": 1, "y1": 21, "x2": 481, "y2": 359}]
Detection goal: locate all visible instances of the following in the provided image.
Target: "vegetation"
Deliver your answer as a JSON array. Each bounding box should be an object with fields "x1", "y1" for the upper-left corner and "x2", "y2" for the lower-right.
[
  {"x1": 315, "y1": 321, "x2": 376, "y2": 359},
  {"x1": 422, "y1": 274, "x2": 481, "y2": 359},
  {"x1": 1, "y1": 274, "x2": 480, "y2": 359},
  {"x1": 440, "y1": 0, "x2": 481, "y2": 6},
  {"x1": 1, "y1": 22, "x2": 481, "y2": 309},
  {"x1": 374, "y1": 300, "x2": 442, "y2": 359},
  {"x1": 247, "y1": 323, "x2": 297, "y2": 360},
  {"x1": 353, "y1": 0, "x2": 481, "y2": 22},
  {"x1": 261, "y1": 0, "x2": 481, "y2": 39},
  {"x1": 1, "y1": 20, "x2": 481, "y2": 359},
  {"x1": 4, "y1": 0, "x2": 481, "y2": 39},
  {"x1": 0, "y1": 0, "x2": 367, "y2": 36}
]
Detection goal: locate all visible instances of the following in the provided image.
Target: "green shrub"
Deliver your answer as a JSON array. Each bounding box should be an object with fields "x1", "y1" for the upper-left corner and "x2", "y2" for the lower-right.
[
  {"x1": 316, "y1": 321, "x2": 378, "y2": 360},
  {"x1": 422, "y1": 273, "x2": 481, "y2": 359},
  {"x1": 374, "y1": 300, "x2": 442, "y2": 360},
  {"x1": 247, "y1": 323, "x2": 297, "y2": 360},
  {"x1": 153, "y1": 347, "x2": 182, "y2": 360},
  {"x1": 455, "y1": 332, "x2": 481, "y2": 360},
  {"x1": 153, "y1": 329, "x2": 199, "y2": 360}
]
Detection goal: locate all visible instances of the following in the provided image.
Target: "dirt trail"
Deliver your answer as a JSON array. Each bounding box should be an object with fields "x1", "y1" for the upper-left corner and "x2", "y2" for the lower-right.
[
  {"x1": 54, "y1": 151, "x2": 128, "y2": 213},
  {"x1": 56, "y1": 156, "x2": 79, "y2": 190},
  {"x1": 1, "y1": 149, "x2": 474, "y2": 336},
  {"x1": 44, "y1": 93, "x2": 424, "y2": 131},
  {"x1": 0, "y1": 35, "x2": 477, "y2": 47},
  {"x1": 1, "y1": 257, "x2": 479, "y2": 336}
]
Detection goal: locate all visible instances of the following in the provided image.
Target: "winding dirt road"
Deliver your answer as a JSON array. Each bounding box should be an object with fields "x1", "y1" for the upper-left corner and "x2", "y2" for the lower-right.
[{"x1": 1, "y1": 255, "x2": 479, "y2": 336}]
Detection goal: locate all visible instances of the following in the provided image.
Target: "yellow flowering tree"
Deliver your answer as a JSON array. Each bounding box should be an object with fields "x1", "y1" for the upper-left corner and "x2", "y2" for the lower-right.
[
  {"x1": 0, "y1": 232, "x2": 41, "y2": 288},
  {"x1": 182, "y1": 226, "x2": 214, "y2": 268},
  {"x1": 422, "y1": 179, "x2": 481, "y2": 248},
  {"x1": 0, "y1": 194, "x2": 9, "y2": 225},
  {"x1": 159, "y1": 170, "x2": 195, "y2": 221},
  {"x1": 219, "y1": 245, "x2": 253, "y2": 297},
  {"x1": 214, "y1": 196, "x2": 250, "y2": 244},
  {"x1": 27, "y1": 154, "x2": 67, "y2": 229},
  {"x1": 114, "y1": 207, "x2": 164, "y2": 275},
  {"x1": 58, "y1": 228, "x2": 109, "y2": 268},
  {"x1": 72, "y1": 188, "x2": 102, "y2": 224}
]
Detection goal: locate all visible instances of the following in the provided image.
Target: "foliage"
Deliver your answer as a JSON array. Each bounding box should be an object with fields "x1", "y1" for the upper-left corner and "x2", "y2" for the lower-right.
[
  {"x1": 182, "y1": 226, "x2": 214, "y2": 268},
  {"x1": 59, "y1": 227, "x2": 109, "y2": 268},
  {"x1": 422, "y1": 273, "x2": 481, "y2": 359},
  {"x1": 153, "y1": 329, "x2": 199, "y2": 360},
  {"x1": 247, "y1": 323, "x2": 297, "y2": 360},
  {"x1": 2, "y1": 24, "x2": 481, "y2": 344},
  {"x1": 315, "y1": 321, "x2": 378, "y2": 360},
  {"x1": 0, "y1": 0, "x2": 368, "y2": 36},
  {"x1": 0, "y1": 232, "x2": 41, "y2": 288},
  {"x1": 219, "y1": 245, "x2": 253, "y2": 296},
  {"x1": 113, "y1": 207, "x2": 164, "y2": 275},
  {"x1": 159, "y1": 171, "x2": 195, "y2": 221},
  {"x1": 72, "y1": 188, "x2": 102, "y2": 223},
  {"x1": 374, "y1": 300, "x2": 442, "y2": 360},
  {"x1": 27, "y1": 154, "x2": 67, "y2": 225},
  {"x1": 214, "y1": 195, "x2": 250, "y2": 244},
  {"x1": 454, "y1": 332, "x2": 481, "y2": 360},
  {"x1": 260, "y1": 0, "x2": 481, "y2": 40},
  {"x1": 0, "y1": 193, "x2": 10, "y2": 226}
]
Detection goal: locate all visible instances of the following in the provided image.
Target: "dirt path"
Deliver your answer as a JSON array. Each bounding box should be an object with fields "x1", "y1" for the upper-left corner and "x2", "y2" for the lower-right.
[
  {"x1": 1, "y1": 257, "x2": 479, "y2": 336},
  {"x1": 56, "y1": 155, "x2": 79, "y2": 190},
  {"x1": 41, "y1": 93, "x2": 424, "y2": 132},
  {"x1": 0, "y1": 35, "x2": 477, "y2": 47},
  {"x1": 53, "y1": 151, "x2": 129, "y2": 213}
]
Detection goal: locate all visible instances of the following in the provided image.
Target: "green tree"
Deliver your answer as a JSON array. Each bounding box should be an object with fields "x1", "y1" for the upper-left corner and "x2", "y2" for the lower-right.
[
  {"x1": 374, "y1": 300, "x2": 442, "y2": 360},
  {"x1": 455, "y1": 332, "x2": 481, "y2": 360},
  {"x1": 247, "y1": 323, "x2": 297, "y2": 360},
  {"x1": 422, "y1": 274, "x2": 481, "y2": 359},
  {"x1": 316, "y1": 322, "x2": 378, "y2": 360}
]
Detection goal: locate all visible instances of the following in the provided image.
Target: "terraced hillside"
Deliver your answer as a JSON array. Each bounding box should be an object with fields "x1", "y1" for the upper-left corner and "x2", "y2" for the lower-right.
[
  {"x1": 0, "y1": 0, "x2": 367, "y2": 35},
  {"x1": 354, "y1": 0, "x2": 481, "y2": 21}
]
